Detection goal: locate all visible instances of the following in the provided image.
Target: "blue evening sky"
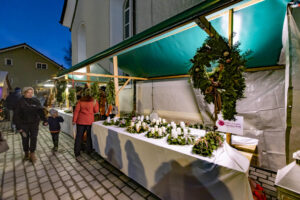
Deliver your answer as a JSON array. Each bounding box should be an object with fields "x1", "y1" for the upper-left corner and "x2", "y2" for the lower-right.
[{"x1": 0, "y1": 0, "x2": 71, "y2": 68}]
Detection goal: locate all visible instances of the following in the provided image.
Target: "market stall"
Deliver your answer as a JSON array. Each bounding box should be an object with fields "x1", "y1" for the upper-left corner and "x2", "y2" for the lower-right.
[{"x1": 53, "y1": 0, "x2": 300, "y2": 199}]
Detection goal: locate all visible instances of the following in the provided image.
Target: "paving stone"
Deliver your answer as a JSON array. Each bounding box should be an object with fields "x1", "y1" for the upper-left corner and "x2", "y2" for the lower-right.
[
  {"x1": 102, "y1": 180, "x2": 114, "y2": 189},
  {"x1": 69, "y1": 185, "x2": 77, "y2": 193},
  {"x1": 114, "y1": 180, "x2": 126, "y2": 189},
  {"x1": 90, "y1": 180, "x2": 102, "y2": 190},
  {"x1": 96, "y1": 187, "x2": 108, "y2": 196},
  {"x1": 90, "y1": 195, "x2": 102, "y2": 200},
  {"x1": 59, "y1": 193, "x2": 72, "y2": 200},
  {"x1": 41, "y1": 181, "x2": 53, "y2": 193},
  {"x1": 32, "y1": 193, "x2": 43, "y2": 200},
  {"x1": 96, "y1": 174, "x2": 106, "y2": 181},
  {"x1": 122, "y1": 186, "x2": 134, "y2": 196},
  {"x1": 109, "y1": 186, "x2": 121, "y2": 196},
  {"x1": 127, "y1": 181, "x2": 139, "y2": 190},
  {"x1": 82, "y1": 187, "x2": 96, "y2": 199},
  {"x1": 30, "y1": 187, "x2": 41, "y2": 195},
  {"x1": 103, "y1": 193, "x2": 116, "y2": 200},
  {"x1": 16, "y1": 188, "x2": 28, "y2": 195},
  {"x1": 53, "y1": 180, "x2": 63, "y2": 189},
  {"x1": 72, "y1": 190, "x2": 83, "y2": 199},
  {"x1": 44, "y1": 190, "x2": 59, "y2": 200},
  {"x1": 65, "y1": 180, "x2": 74, "y2": 187},
  {"x1": 61, "y1": 174, "x2": 71, "y2": 181},
  {"x1": 130, "y1": 192, "x2": 145, "y2": 200},
  {"x1": 77, "y1": 181, "x2": 87, "y2": 189},
  {"x1": 73, "y1": 174, "x2": 83, "y2": 182},
  {"x1": 116, "y1": 193, "x2": 131, "y2": 200},
  {"x1": 17, "y1": 193, "x2": 29, "y2": 200}
]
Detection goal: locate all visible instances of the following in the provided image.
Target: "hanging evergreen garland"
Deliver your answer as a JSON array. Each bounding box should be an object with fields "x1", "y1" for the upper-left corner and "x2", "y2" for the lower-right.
[
  {"x1": 190, "y1": 36, "x2": 250, "y2": 121},
  {"x1": 106, "y1": 79, "x2": 115, "y2": 105},
  {"x1": 91, "y1": 82, "x2": 100, "y2": 101},
  {"x1": 55, "y1": 80, "x2": 67, "y2": 105},
  {"x1": 68, "y1": 88, "x2": 77, "y2": 107}
]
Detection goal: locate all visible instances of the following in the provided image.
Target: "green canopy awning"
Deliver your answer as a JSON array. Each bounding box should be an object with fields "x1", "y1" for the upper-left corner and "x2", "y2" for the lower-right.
[{"x1": 59, "y1": 0, "x2": 289, "y2": 78}]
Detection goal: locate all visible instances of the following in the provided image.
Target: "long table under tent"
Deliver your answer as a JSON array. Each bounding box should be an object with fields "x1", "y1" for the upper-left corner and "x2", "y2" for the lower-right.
[
  {"x1": 91, "y1": 121, "x2": 258, "y2": 200},
  {"x1": 57, "y1": 109, "x2": 75, "y2": 139}
]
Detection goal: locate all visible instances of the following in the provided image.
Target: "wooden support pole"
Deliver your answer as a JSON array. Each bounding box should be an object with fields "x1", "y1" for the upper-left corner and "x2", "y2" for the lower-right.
[
  {"x1": 64, "y1": 75, "x2": 70, "y2": 108},
  {"x1": 194, "y1": 16, "x2": 220, "y2": 39},
  {"x1": 113, "y1": 56, "x2": 120, "y2": 117},
  {"x1": 86, "y1": 65, "x2": 91, "y2": 87},
  {"x1": 117, "y1": 78, "x2": 131, "y2": 96},
  {"x1": 228, "y1": 9, "x2": 234, "y2": 48}
]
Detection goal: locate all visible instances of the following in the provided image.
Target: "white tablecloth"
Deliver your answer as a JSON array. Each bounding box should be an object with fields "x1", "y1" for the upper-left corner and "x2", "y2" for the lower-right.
[
  {"x1": 57, "y1": 109, "x2": 75, "y2": 139},
  {"x1": 92, "y1": 121, "x2": 254, "y2": 200}
]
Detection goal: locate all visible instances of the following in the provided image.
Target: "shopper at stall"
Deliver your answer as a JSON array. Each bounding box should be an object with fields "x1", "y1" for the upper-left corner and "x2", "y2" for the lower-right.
[
  {"x1": 73, "y1": 88, "x2": 99, "y2": 158},
  {"x1": 5, "y1": 87, "x2": 22, "y2": 132},
  {"x1": 14, "y1": 87, "x2": 47, "y2": 163}
]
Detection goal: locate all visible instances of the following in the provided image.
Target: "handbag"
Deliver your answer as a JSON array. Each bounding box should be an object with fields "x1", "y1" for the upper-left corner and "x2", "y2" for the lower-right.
[{"x1": 0, "y1": 132, "x2": 9, "y2": 153}]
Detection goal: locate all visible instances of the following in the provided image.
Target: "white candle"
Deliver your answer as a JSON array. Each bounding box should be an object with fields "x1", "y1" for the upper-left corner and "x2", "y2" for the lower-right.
[
  {"x1": 136, "y1": 124, "x2": 140, "y2": 131},
  {"x1": 177, "y1": 127, "x2": 182, "y2": 135},
  {"x1": 162, "y1": 127, "x2": 166, "y2": 133},
  {"x1": 162, "y1": 119, "x2": 166, "y2": 124},
  {"x1": 158, "y1": 117, "x2": 162, "y2": 122},
  {"x1": 183, "y1": 128, "x2": 188, "y2": 135},
  {"x1": 141, "y1": 116, "x2": 144, "y2": 121},
  {"x1": 171, "y1": 129, "x2": 177, "y2": 138},
  {"x1": 151, "y1": 128, "x2": 155, "y2": 134},
  {"x1": 155, "y1": 125, "x2": 159, "y2": 132},
  {"x1": 156, "y1": 120, "x2": 160, "y2": 125},
  {"x1": 158, "y1": 128, "x2": 162, "y2": 136},
  {"x1": 113, "y1": 117, "x2": 117, "y2": 123},
  {"x1": 130, "y1": 121, "x2": 135, "y2": 127},
  {"x1": 180, "y1": 121, "x2": 185, "y2": 129},
  {"x1": 152, "y1": 119, "x2": 156, "y2": 124},
  {"x1": 172, "y1": 124, "x2": 177, "y2": 130},
  {"x1": 143, "y1": 124, "x2": 147, "y2": 130},
  {"x1": 146, "y1": 115, "x2": 149, "y2": 121}
]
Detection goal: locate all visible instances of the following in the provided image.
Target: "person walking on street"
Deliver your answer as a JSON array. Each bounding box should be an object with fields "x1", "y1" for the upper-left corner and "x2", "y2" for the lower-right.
[
  {"x1": 46, "y1": 109, "x2": 64, "y2": 152},
  {"x1": 5, "y1": 87, "x2": 22, "y2": 132},
  {"x1": 73, "y1": 88, "x2": 99, "y2": 159},
  {"x1": 14, "y1": 87, "x2": 47, "y2": 163}
]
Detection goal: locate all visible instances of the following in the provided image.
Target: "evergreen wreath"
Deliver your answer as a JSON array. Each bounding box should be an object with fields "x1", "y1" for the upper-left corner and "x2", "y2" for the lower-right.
[{"x1": 190, "y1": 36, "x2": 250, "y2": 122}]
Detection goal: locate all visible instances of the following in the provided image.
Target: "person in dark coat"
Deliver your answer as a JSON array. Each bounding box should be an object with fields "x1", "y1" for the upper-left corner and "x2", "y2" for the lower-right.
[
  {"x1": 47, "y1": 109, "x2": 64, "y2": 152},
  {"x1": 14, "y1": 87, "x2": 47, "y2": 163},
  {"x1": 5, "y1": 87, "x2": 22, "y2": 132}
]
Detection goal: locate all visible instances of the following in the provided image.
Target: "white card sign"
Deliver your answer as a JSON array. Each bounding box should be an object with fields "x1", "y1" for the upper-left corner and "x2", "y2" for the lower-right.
[{"x1": 216, "y1": 114, "x2": 243, "y2": 135}]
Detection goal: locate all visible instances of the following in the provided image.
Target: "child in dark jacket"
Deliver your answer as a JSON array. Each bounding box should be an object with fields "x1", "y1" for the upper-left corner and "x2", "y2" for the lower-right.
[{"x1": 47, "y1": 109, "x2": 64, "y2": 151}]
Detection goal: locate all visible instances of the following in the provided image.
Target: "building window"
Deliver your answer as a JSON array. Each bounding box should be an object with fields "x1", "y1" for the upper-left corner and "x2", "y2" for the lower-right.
[
  {"x1": 123, "y1": 0, "x2": 133, "y2": 39},
  {"x1": 36, "y1": 62, "x2": 48, "y2": 69},
  {"x1": 5, "y1": 58, "x2": 13, "y2": 66}
]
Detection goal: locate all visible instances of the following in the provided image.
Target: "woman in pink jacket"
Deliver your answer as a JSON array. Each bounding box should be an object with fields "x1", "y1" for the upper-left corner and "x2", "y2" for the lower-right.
[{"x1": 73, "y1": 88, "x2": 99, "y2": 158}]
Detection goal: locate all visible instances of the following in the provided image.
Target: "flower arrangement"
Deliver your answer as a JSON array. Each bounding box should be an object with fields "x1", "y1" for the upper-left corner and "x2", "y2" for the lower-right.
[
  {"x1": 145, "y1": 126, "x2": 167, "y2": 139},
  {"x1": 126, "y1": 121, "x2": 149, "y2": 134},
  {"x1": 167, "y1": 128, "x2": 195, "y2": 145},
  {"x1": 192, "y1": 131, "x2": 224, "y2": 157}
]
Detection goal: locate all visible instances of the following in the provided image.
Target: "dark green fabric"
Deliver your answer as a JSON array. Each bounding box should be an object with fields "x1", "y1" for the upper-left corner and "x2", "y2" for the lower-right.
[{"x1": 117, "y1": 0, "x2": 289, "y2": 77}]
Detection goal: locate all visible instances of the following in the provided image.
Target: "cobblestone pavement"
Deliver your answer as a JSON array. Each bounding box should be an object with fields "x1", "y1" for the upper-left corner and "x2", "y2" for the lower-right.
[{"x1": 0, "y1": 122, "x2": 160, "y2": 200}]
